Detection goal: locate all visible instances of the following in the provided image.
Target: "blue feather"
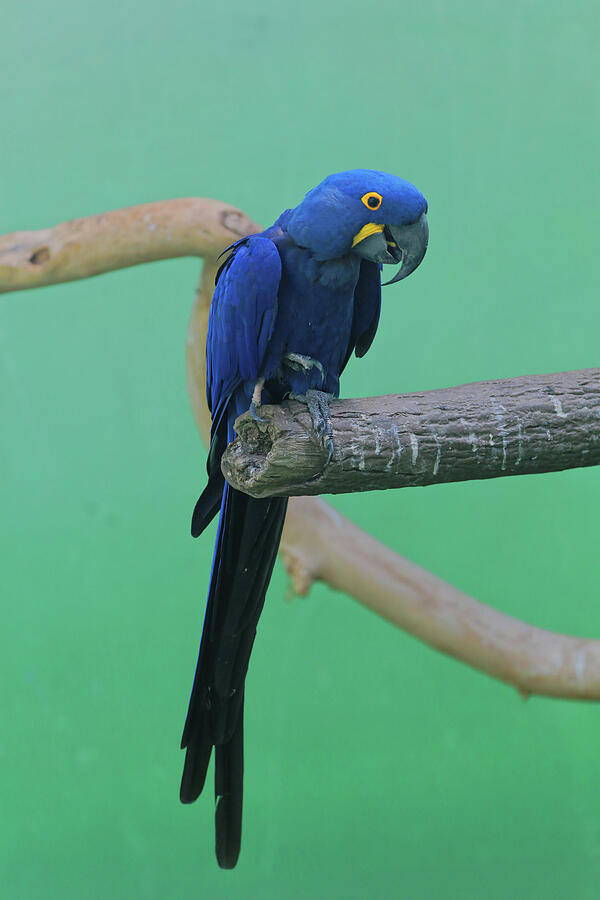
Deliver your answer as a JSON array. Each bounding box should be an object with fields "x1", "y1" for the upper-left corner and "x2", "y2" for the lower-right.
[{"x1": 206, "y1": 235, "x2": 281, "y2": 416}]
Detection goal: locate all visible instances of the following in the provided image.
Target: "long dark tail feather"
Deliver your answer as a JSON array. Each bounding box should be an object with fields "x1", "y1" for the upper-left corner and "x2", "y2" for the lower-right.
[
  {"x1": 190, "y1": 403, "x2": 231, "y2": 539},
  {"x1": 191, "y1": 471, "x2": 224, "y2": 538},
  {"x1": 214, "y1": 700, "x2": 244, "y2": 869},
  {"x1": 181, "y1": 478, "x2": 288, "y2": 868}
]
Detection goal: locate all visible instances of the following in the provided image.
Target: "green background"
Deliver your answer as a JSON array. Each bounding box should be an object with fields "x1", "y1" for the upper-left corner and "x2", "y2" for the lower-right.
[{"x1": 2, "y1": 1, "x2": 600, "y2": 897}]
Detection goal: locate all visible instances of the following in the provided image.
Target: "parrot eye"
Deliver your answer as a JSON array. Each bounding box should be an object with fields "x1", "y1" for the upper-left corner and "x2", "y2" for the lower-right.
[{"x1": 361, "y1": 191, "x2": 383, "y2": 211}]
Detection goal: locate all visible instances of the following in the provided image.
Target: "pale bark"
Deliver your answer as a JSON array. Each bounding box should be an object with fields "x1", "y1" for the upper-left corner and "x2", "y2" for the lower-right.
[
  {"x1": 0, "y1": 198, "x2": 259, "y2": 293},
  {"x1": 279, "y1": 496, "x2": 600, "y2": 700}
]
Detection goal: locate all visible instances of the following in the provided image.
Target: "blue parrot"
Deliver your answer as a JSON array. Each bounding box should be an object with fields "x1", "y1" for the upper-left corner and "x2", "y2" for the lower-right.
[{"x1": 180, "y1": 169, "x2": 428, "y2": 868}]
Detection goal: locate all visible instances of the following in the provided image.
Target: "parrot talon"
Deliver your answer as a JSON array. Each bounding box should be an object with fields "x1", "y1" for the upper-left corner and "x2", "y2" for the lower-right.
[
  {"x1": 324, "y1": 436, "x2": 334, "y2": 465},
  {"x1": 290, "y1": 389, "x2": 335, "y2": 465},
  {"x1": 249, "y1": 378, "x2": 268, "y2": 423},
  {"x1": 283, "y1": 352, "x2": 325, "y2": 381},
  {"x1": 249, "y1": 400, "x2": 268, "y2": 423}
]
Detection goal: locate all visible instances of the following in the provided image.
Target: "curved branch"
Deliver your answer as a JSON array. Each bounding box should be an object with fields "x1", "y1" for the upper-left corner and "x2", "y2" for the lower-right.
[
  {"x1": 222, "y1": 370, "x2": 600, "y2": 498},
  {"x1": 280, "y1": 497, "x2": 600, "y2": 700},
  {"x1": 0, "y1": 198, "x2": 259, "y2": 292},
  {"x1": 2, "y1": 199, "x2": 600, "y2": 701}
]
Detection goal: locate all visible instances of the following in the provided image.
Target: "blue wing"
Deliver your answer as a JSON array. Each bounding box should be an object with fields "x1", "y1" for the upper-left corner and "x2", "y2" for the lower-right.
[
  {"x1": 341, "y1": 259, "x2": 382, "y2": 372},
  {"x1": 184, "y1": 235, "x2": 288, "y2": 866},
  {"x1": 207, "y1": 236, "x2": 282, "y2": 419}
]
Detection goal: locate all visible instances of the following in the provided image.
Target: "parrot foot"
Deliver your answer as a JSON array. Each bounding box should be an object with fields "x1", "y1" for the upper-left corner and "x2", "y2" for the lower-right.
[
  {"x1": 283, "y1": 352, "x2": 325, "y2": 381},
  {"x1": 249, "y1": 378, "x2": 267, "y2": 423},
  {"x1": 289, "y1": 389, "x2": 335, "y2": 464}
]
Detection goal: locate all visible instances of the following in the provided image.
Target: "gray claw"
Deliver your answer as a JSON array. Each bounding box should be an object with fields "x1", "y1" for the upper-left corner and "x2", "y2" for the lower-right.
[
  {"x1": 249, "y1": 399, "x2": 268, "y2": 423},
  {"x1": 324, "y1": 436, "x2": 334, "y2": 465},
  {"x1": 283, "y1": 353, "x2": 325, "y2": 381},
  {"x1": 290, "y1": 389, "x2": 335, "y2": 465}
]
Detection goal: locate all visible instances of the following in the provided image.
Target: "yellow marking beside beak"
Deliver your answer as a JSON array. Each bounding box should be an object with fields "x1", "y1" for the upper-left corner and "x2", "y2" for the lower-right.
[{"x1": 351, "y1": 222, "x2": 385, "y2": 248}]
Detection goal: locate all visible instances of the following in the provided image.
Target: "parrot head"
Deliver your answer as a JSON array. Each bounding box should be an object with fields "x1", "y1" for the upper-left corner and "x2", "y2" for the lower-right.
[{"x1": 286, "y1": 169, "x2": 428, "y2": 284}]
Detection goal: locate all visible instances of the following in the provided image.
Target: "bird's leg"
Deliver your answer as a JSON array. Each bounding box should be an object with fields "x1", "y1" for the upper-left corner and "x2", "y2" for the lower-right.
[
  {"x1": 283, "y1": 354, "x2": 333, "y2": 462},
  {"x1": 283, "y1": 352, "x2": 325, "y2": 381},
  {"x1": 289, "y1": 389, "x2": 335, "y2": 464},
  {"x1": 249, "y1": 378, "x2": 267, "y2": 423}
]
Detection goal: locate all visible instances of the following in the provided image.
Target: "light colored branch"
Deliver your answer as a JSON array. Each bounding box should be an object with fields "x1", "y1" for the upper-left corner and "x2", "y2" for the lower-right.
[
  {"x1": 222, "y1": 370, "x2": 600, "y2": 498},
  {"x1": 280, "y1": 496, "x2": 600, "y2": 700},
  {"x1": 186, "y1": 260, "x2": 220, "y2": 446},
  {"x1": 0, "y1": 198, "x2": 259, "y2": 293},
  {"x1": 2, "y1": 199, "x2": 600, "y2": 701}
]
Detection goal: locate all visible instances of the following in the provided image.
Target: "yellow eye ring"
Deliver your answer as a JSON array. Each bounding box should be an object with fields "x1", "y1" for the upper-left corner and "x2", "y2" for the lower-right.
[{"x1": 361, "y1": 191, "x2": 383, "y2": 211}]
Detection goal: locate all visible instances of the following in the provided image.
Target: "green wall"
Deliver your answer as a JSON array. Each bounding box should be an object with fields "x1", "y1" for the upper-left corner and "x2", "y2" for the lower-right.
[{"x1": 2, "y1": 1, "x2": 600, "y2": 897}]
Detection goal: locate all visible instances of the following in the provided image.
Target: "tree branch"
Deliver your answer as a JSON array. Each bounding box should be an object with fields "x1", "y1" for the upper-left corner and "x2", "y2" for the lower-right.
[
  {"x1": 0, "y1": 198, "x2": 259, "y2": 292},
  {"x1": 222, "y1": 369, "x2": 600, "y2": 498},
  {"x1": 280, "y1": 496, "x2": 600, "y2": 700},
  {"x1": 3, "y1": 198, "x2": 600, "y2": 701}
]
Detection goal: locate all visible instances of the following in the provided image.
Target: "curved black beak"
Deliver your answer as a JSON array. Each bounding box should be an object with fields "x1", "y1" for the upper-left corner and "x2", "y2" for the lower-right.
[
  {"x1": 352, "y1": 212, "x2": 429, "y2": 284},
  {"x1": 382, "y1": 213, "x2": 429, "y2": 285}
]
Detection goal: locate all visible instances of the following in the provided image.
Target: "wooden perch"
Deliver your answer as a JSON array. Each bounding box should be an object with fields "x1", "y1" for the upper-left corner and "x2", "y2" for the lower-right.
[
  {"x1": 3, "y1": 198, "x2": 600, "y2": 701},
  {"x1": 0, "y1": 198, "x2": 259, "y2": 292},
  {"x1": 222, "y1": 369, "x2": 600, "y2": 498}
]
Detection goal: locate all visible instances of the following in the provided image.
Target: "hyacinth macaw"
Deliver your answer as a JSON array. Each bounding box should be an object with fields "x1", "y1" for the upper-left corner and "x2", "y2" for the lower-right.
[{"x1": 180, "y1": 169, "x2": 429, "y2": 868}]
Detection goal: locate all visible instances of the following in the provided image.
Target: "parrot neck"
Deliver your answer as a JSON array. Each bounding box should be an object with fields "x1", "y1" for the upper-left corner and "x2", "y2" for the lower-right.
[{"x1": 268, "y1": 210, "x2": 360, "y2": 289}]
